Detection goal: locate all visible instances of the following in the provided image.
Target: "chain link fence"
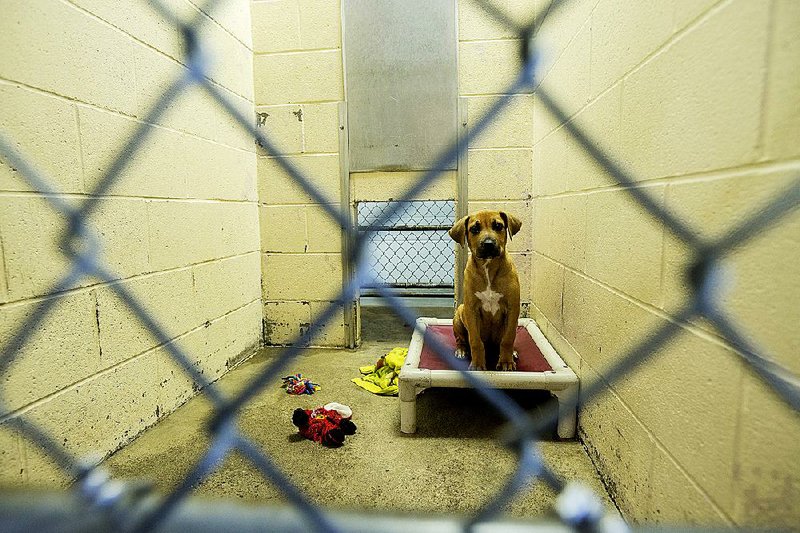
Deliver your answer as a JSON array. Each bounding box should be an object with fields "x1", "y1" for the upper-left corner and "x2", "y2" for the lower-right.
[
  {"x1": 1, "y1": 0, "x2": 799, "y2": 531},
  {"x1": 357, "y1": 200, "x2": 455, "y2": 292}
]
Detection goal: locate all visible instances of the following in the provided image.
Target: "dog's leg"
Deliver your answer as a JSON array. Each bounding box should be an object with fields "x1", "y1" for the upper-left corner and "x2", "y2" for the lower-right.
[
  {"x1": 453, "y1": 304, "x2": 470, "y2": 360},
  {"x1": 463, "y1": 311, "x2": 487, "y2": 371},
  {"x1": 497, "y1": 305, "x2": 520, "y2": 372}
]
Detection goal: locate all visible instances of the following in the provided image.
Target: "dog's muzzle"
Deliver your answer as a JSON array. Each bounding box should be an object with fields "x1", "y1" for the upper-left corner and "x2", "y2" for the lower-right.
[{"x1": 476, "y1": 238, "x2": 500, "y2": 258}]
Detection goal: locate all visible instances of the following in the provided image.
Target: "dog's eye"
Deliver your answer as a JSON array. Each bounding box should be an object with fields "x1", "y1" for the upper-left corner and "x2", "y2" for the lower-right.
[
  {"x1": 492, "y1": 221, "x2": 504, "y2": 232},
  {"x1": 469, "y1": 224, "x2": 480, "y2": 235}
]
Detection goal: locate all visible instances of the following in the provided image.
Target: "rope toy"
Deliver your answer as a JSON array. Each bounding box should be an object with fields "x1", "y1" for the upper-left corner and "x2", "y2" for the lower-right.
[
  {"x1": 281, "y1": 373, "x2": 320, "y2": 395},
  {"x1": 292, "y1": 402, "x2": 356, "y2": 447}
]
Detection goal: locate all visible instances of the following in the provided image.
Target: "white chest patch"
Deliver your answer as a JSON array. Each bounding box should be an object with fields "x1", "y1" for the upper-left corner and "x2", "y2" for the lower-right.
[{"x1": 474, "y1": 265, "x2": 503, "y2": 315}]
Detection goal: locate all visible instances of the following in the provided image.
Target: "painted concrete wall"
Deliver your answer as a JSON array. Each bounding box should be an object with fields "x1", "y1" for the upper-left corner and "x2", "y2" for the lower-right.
[
  {"x1": 460, "y1": 0, "x2": 536, "y2": 315},
  {"x1": 252, "y1": 0, "x2": 348, "y2": 347},
  {"x1": 529, "y1": 0, "x2": 799, "y2": 527},
  {"x1": 0, "y1": 0, "x2": 261, "y2": 486}
]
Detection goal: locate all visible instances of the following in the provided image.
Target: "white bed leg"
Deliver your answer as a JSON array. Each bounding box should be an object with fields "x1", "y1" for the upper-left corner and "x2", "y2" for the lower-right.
[
  {"x1": 553, "y1": 383, "x2": 578, "y2": 439},
  {"x1": 400, "y1": 399, "x2": 417, "y2": 434},
  {"x1": 399, "y1": 379, "x2": 418, "y2": 434}
]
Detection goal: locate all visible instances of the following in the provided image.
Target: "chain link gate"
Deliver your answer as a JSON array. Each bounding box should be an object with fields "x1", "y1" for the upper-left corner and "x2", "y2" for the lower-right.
[
  {"x1": 357, "y1": 200, "x2": 455, "y2": 293},
  {"x1": 1, "y1": 0, "x2": 799, "y2": 531}
]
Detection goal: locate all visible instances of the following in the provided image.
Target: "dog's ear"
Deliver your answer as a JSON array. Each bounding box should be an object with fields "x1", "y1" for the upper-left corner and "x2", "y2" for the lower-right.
[
  {"x1": 449, "y1": 215, "x2": 470, "y2": 247},
  {"x1": 500, "y1": 212, "x2": 522, "y2": 240}
]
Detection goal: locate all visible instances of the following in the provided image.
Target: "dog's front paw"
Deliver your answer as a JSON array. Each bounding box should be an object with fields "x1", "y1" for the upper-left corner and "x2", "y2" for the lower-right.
[
  {"x1": 468, "y1": 360, "x2": 487, "y2": 371},
  {"x1": 454, "y1": 347, "x2": 467, "y2": 359},
  {"x1": 496, "y1": 360, "x2": 517, "y2": 371}
]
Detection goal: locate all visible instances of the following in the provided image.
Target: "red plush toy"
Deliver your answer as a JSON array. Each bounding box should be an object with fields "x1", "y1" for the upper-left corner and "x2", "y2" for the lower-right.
[{"x1": 292, "y1": 402, "x2": 356, "y2": 447}]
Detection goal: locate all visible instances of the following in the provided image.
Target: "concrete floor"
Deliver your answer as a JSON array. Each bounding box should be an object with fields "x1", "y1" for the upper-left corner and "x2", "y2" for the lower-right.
[{"x1": 104, "y1": 301, "x2": 615, "y2": 520}]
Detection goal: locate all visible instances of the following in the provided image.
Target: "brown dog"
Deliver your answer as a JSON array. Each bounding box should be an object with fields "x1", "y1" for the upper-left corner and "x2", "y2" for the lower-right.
[{"x1": 449, "y1": 210, "x2": 522, "y2": 371}]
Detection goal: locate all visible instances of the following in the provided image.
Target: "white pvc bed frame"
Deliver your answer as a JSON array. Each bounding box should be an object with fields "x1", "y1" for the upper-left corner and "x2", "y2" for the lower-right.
[{"x1": 399, "y1": 317, "x2": 579, "y2": 438}]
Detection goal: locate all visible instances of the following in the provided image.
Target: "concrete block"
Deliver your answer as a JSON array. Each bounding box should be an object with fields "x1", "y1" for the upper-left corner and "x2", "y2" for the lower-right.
[
  {"x1": 263, "y1": 300, "x2": 311, "y2": 345},
  {"x1": 459, "y1": 0, "x2": 536, "y2": 41},
  {"x1": 147, "y1": 200, "x2": 207, "y2": 270},
  {"x1": 309, "y1": 300, "x2": 346, "y2": 347},
  {"x1": 662, "y1": 170, "x2": 800, "y2": 372},
  {"x1": 539, "y1": 21, "x2": 591, "y2": 117},
  {"x1": 561, "y1": 270, "x2": 652, "y2": 372},
  {"x1": 763, "y1": 0, "x2": 800, "y2": 161},
  {"x1": 195, "y1": 12, "x2": 256, "y2": 101},
  {"x1": 733, "y1": 374, "x2": 800, "y2": 528},
  {"x1": 467, "y1": 149, "x2": 533, "y2": 201},
  {"x1": 251, "y1": 0, "x2": 301, "y2": 54},
  {"x1": 534, "y1": 0, "x2": 597, "y2": 81},
  {"x1": 584, "y1": 187, "x2": 665, "y2": 307},
  {"x1": 134, "y1": 53, "x2": 253, "y2": 152},
  {"x1": 204, "y1": 300, "x2": 261, "y2": 380},
  {"x1": 672, "y1": 0, "x2": 719, "y2": 32},
  {"x1": 86, "y1": 198, "x2": 151, "y2": 279},
  {"x1": 620, "y1": 0, "x2": 769, "y2": 180},
  {"x1": 0, "y1": 0, "x2": 138, "y2": 115},
  {"x1": 617, "y1": 329, "x2": 742, "y2": 517},
  {"x1": 156, "y1": 327, "x2": 209, "y2": 413},
  {"x1": 258, "y1": 154, "x2": 340, "y2": 205},
  {"x1": 351, "y1": 171, "x2": 456, "y2": 202},
  {"x1": 19, "y1": 434, "x2": 70, "y2": 487},
  {"x1": 193, "y1": 252, "x2": 261, "y2": 323},
  {"x1": 95, "y1": 268, "x2": 197, "y2": 365},
  {"x1": 589, "y1": 0, "x2": 673, "y2": 98},
  {"x1": 188, "y1": 146, "x2": 257, "y2": 202},
  {"x1": 533, "y1": 126, "x2": 567, "y2": 196},
  {"x1": 256, "y1": 104, "x2": 305, "y2": 154},
  {"x1": 531, "y1": 253, "x2": 563, "y2": 330},
  {"x1": 0, "y1": 195, "x2": 78, "y2": 301},
  {"x1": 199, "y1": 0, "x2": 253, "y2": 49},
  {"x1": 262, "y1": 252, "x2": 342, "y2": 301},
  {"x1": 70, "y1": 0, "x2": 187, "y2": 62},
  {"x1": 532, "y1": 94, "x2": 563, "y2": 146},
  {"x1": 511, "y1": 252, "x2": 532, "y2": 307},
  {"x1": 532, "y1": 195, "x2": 585, "y2": 271},
  {"x1": 468, "y1": 199, "x2": 533, "y2": 253},
  {"x1": 79, "y1": 106, "x2": 186, "y2": 198},
  {"x1": 459, "y1": 40, "x2": 528, "y2": 96},
  {"x1": 564, "y1": 83, "x2": 622, "y2": 193},
  {"x1": 467, "y1": 95, "x2": 534, "y2": 149},
  {"x1": 253, "y1": 50, "x2": 342, "y2": 105},
  {"x1": 648, "y1": 445, "x2": 730, "y2": 525},
  {"x1": 579, "y1": 364, "x2": 655, "y2": 523},
  {"x1": 302, "y1": 102, "x2": 340, "y2": 153},
  {"x1": 0, "y1": 291, "x2": 101, "y2": 413},
  {"x1": 260, "y1": 204, "x2": 307, "y2": 253},
  {"x1": 0, "y1": 85, "x2": 82, "y2": 194},
  {"x1": 306, "y1": 204, "x2": 343, "y2": 253},
  {"x1": 299, "y1": 0, "x2": 342, "y2": 50},
  {"x1": 24, "y1": 350, "x2": 161, "y2": 462},
  {"x1": 213, "y1": 202, "x2": 261, "y2": 259},
  {"x1": 0, "y1": 424, "x2": 24, "y2": 485}
]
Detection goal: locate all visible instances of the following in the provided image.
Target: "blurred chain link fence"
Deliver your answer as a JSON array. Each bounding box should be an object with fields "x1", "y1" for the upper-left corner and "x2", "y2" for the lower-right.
[
  {"x1": 357, "y1": 200, "x2": 455, "y2": 292},
  {"x1": 1, "y1": 0, "x2": 799, "y2": 531}
]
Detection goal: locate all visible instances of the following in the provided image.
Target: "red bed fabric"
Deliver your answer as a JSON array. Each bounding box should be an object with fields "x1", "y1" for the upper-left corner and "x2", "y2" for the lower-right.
[{"x1": 419, "y1": 325, "x2": 553, "y2": 372}]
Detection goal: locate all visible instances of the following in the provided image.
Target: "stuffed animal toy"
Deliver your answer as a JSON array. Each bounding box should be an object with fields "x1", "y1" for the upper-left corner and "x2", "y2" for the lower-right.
[{"x1": 291, "y1": 402, "x2": 356, "y2": 447}]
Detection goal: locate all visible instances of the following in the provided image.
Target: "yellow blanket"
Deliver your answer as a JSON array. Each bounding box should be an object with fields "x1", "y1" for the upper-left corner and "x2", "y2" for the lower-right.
[{"x1": 352, "y1": 347, "x2": 408, "y2": 396}]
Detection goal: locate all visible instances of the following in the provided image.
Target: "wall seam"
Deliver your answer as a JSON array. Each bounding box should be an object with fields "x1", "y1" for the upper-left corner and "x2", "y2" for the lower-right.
[
  {"x1": 61, "y1": 0, "x2": 254, "y2": 103},
  {"x1": 754, "y1": 0, "x2": 777, "y2": 162},
  {"x1": 0, "y1": 250, "x2": 260, "y2": 310},
  {"x1": 0, "y1": 79, "x2": 255, "y2": 156},
  {"x1": 0, "y1": 297, "x2": 262, "y2": 422}
]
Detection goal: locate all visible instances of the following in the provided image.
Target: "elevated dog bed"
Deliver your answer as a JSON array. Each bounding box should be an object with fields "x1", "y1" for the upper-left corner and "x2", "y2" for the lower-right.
[{"x1": 399, "y1": 317, "x2": 579, "y2": 438}]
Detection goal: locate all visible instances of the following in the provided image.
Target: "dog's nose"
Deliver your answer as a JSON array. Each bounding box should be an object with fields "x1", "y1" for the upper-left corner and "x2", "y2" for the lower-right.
[{"x1": 478, "y1": 237, "x2": 499, "y2": 256}]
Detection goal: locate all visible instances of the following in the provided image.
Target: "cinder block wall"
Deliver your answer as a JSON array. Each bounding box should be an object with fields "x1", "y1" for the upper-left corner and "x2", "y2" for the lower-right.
[
  {"x1": 251, "y1": 0, "x2": 348, "y2": 347},
  {"x1": 0, "y1": 0, "x2": 261, "y2": 485},
  {"x1": 530, "y1": 0, "x2": 799, "y2": 527},
  {"x1": 459, "y1": 0, "x2": 536, "y2": 314}
]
